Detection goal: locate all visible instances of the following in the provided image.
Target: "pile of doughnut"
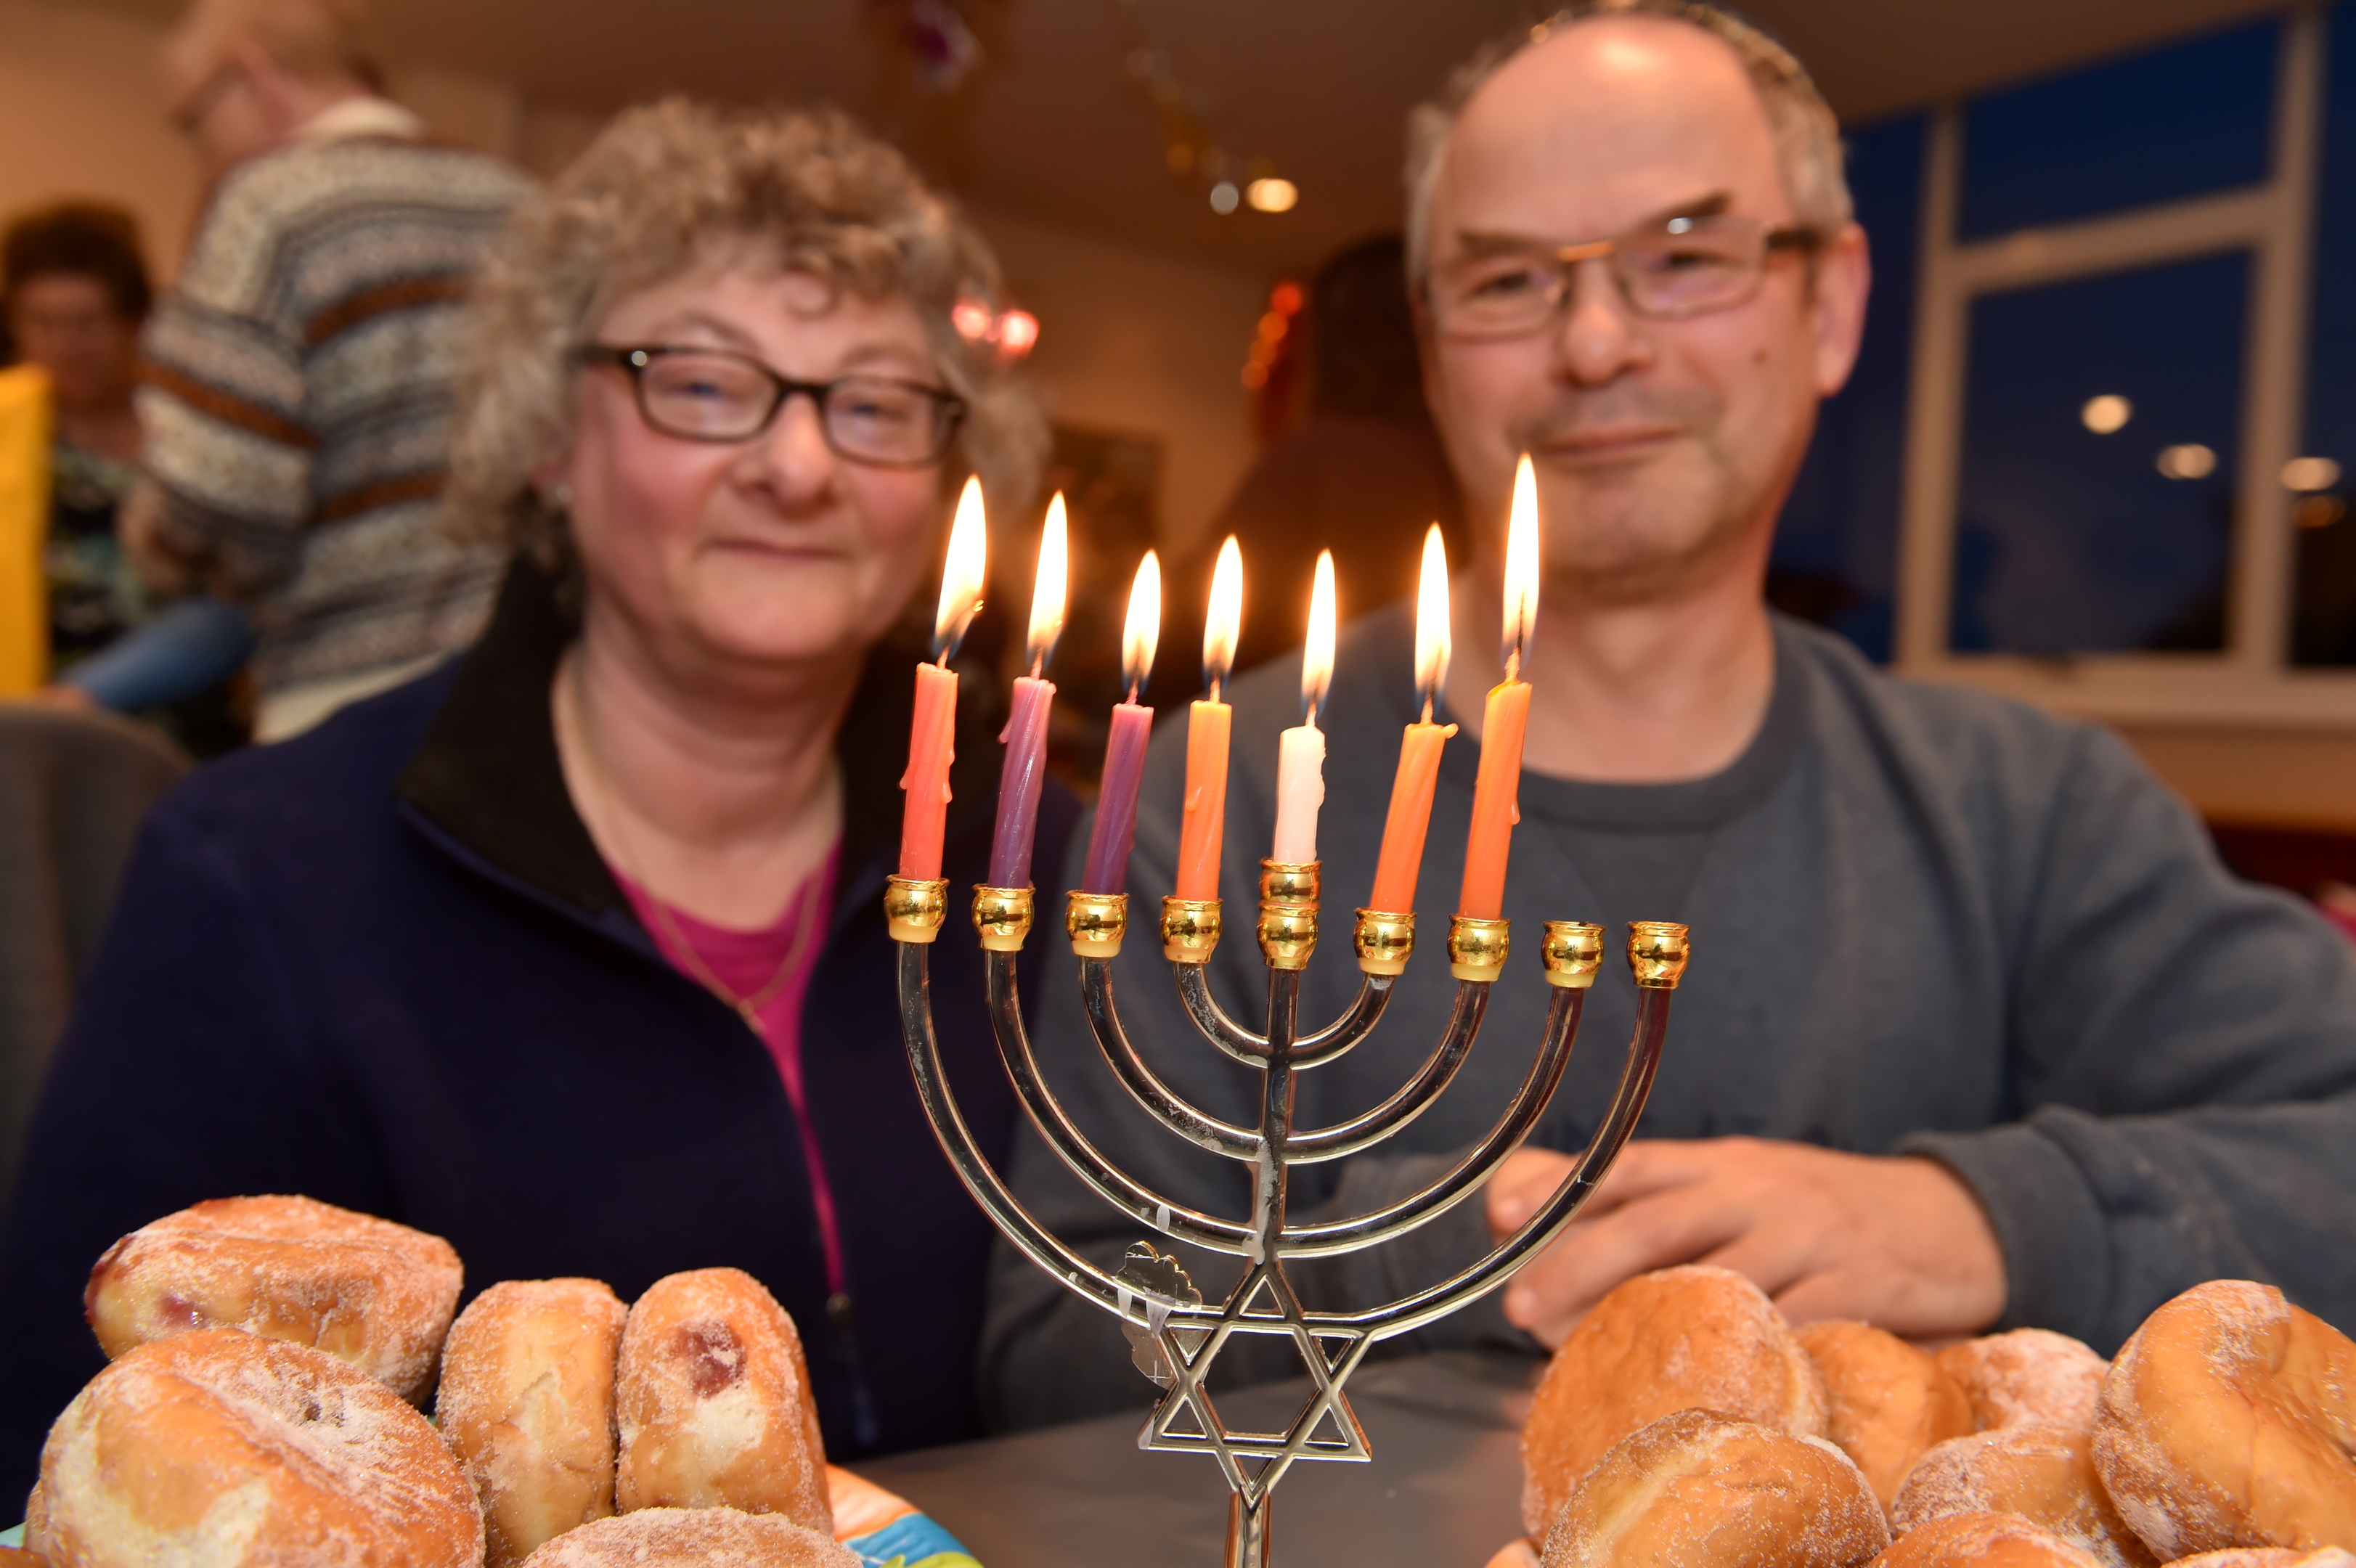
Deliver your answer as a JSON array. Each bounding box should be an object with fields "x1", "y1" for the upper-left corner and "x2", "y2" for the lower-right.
[
  {"x1": 25, "y1": 1193, "x2": 880, "y2": 1568},
  {"x1": 1490, "y1": 1264, "x2": 2356, "y2": 1568}
]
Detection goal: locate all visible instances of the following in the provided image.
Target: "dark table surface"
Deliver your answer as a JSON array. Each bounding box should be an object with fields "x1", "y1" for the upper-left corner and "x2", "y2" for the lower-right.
[{"x1": 859, "y1": 1351, "x2": 1541, "y2": 1568}]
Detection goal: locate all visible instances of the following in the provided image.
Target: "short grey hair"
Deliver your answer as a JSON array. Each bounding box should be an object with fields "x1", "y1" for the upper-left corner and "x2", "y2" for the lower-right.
[{"x1": 1403, "y1": 0, "x2": 1852, "y2": 287}]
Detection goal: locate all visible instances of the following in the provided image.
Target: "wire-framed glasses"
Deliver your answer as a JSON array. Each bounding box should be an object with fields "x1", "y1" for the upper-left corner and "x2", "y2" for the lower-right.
[
  {"x1": 1428, "y1": 213, "x2": 1822, "y2": 338},
  {"x1": 582, "y1": 345, "x2": 966, "y2": 467}
]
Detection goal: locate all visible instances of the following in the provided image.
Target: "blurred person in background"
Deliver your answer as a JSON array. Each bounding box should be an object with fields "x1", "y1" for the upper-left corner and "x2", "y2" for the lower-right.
[
  {"x1": 131, "y1": 0, "x2": 528, "y2": 740},
  {"x1": 2, "y1": 203, "x2": 252, "y2": 754},
  {"x1": 0, "y1": 100, "x2": 1067, "y2": 1501}
]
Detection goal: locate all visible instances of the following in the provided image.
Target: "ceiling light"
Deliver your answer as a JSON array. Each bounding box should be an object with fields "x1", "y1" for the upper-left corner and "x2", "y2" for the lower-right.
[
  {"x1": 1245, "y1": 177, "x2": 1298, "y2": 213},
  {"x1": 1209, "y1": 181, "x2": 1239, "y2": 215},
  {"x1": 2282, "y1": 456, "x2": 2341, "y2": 491},
  {"x1": 2082, "y1": 395, "x2": 2132, "y2": 434},
  {"x1": 2157, "y1": 444, "x2": 2217, "y2": 480}
]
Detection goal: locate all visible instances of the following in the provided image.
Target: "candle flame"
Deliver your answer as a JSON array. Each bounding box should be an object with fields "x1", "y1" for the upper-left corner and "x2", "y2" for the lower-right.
[
  {"x1": 1122, "y1": 550, "x2": 1162, "y2": 696},
  {"x1": 1503, "y1": 454, "x2": 1541, "y2": 675},
  {"x1": 1302, "y1": 550, "x2": 1336, "y2": 724},
  {"x1": 933, "y1": 475, "x2": 987, "y2": 660},
  {"x1": 1203, "y1": 534, "x2": 1242, "y2": 695},
  {"x1": 1415, "y1": 523, "x2": 1451, "y2": 718},
  {"x1": 1026, "y1": 493, "x2": 1069, "y2": 671}
]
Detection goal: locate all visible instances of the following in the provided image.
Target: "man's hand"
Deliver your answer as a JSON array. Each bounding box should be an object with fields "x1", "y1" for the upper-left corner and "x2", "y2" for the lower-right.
[{"x1": 1485, "y1": 1138, "x2": 2007, "y2": 1349}]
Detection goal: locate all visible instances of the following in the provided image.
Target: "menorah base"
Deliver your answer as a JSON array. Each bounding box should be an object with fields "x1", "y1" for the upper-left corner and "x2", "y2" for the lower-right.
[{"x1": 1227, "y1": 1493, "x2": 1272, "y2": 1568}]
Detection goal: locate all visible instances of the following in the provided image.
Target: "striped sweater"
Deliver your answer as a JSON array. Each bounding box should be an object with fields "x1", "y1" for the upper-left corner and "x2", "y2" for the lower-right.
[{"x1": 137, "y1": 115, "x2": 529, "y2": 697}]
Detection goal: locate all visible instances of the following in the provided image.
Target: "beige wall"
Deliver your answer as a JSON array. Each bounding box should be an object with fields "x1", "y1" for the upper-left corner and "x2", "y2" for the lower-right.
[{"x1": 2115, "y1": 724, "x2": 2356, "y2": 830}]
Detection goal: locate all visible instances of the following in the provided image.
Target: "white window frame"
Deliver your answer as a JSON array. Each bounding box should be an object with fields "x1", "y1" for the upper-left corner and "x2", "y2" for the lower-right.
[{"x1": 1891, "y1": 5, "x2": 2356, "y2": 727}]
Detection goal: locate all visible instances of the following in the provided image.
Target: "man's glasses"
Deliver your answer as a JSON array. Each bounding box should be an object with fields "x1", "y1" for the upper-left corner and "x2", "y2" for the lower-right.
[
  {"x1": 581, "y1": 345, "x2": 966, "y2": 468},
  {"x1": 1427, "y1": 214, "x2": 1822, "y2": 338}
]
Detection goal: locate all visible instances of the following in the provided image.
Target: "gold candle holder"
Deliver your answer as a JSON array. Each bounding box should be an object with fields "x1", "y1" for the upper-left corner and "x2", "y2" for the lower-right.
[
  {"x1": 1257, "y1": 859, "x2": 1320, "y2": 972},
  {"x1": 1541, "y1": 921, "x2": 1605, "y2": 989},
  {"x1": 884, "y1": 876, "x2": 950, "y2": 944},
  {"x1": 1067, "y1": 891, "x2": 1130, "y2": 959},
  {"x1": 1161, "y1": 897, "x2": 1223, "y2": 963},
  {"x1": 1446, "y1": 915, "x2": 1512, "y2": 981},
  {"x1": 1353, "y1": 910, "x2": 1416, "y2": 976},
  {"x1": 972, "y1": 885, "x2": 1036, "y2": 952},
  {"x1": 1628, "y1": 921, "x2": 1692, "y2": 989}
]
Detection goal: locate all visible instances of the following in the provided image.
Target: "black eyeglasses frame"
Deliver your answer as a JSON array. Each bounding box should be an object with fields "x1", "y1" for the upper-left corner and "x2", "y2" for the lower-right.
[{"x1": 579, "y1": 343, "x2": 967, "y2": 469}]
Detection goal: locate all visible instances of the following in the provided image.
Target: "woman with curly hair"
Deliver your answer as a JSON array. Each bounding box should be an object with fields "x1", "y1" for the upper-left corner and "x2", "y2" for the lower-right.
[{"x1": 0, "y1": 100, "x2": 1070, "y2": 1491}]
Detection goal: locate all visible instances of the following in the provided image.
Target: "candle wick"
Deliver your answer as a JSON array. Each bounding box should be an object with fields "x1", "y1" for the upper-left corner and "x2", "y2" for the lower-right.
[
  {"x1": 1210, "y1": 675, "x2": 1223, "y2": 704},
  {"x1": 1506, "y1": 648, "x2": 1521, "y2": 685},
  {"x1": 934, "y1": 648, "x2": 950, "y2": 669},
  {"x1": 1128, "y1": 679, "x2": 1141, "y2": 705},
  {"x1": 1421, "y1": 695, "x2": 1435, "y2": 724},
  {"x1": 1030, "y1": 653, "x2": 1044, "y2": 680}
]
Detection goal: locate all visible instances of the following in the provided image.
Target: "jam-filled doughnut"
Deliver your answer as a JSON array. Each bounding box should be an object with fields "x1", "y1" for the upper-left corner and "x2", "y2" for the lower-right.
[
  {"x1": 2166, "y1": 1553, "x2": 2356, "y2": 1567},
  {"x1": 1891, "y1": 1419, "x2": 2153, "y2": 1567},
  {"x1": 1539, "y1": 1408, "x2": 1887, "y2": 1567},
  {"x1": 83, "y1": 1195, "x2": 461, "y2": 1402},
  {"x1": 1936, "y1": 1329, "x2": 2108, "y2": 1435},
  {"x1": 437, "y1": 1278, "x2": 628, "y2": 1567},
  {"x1": 2092, "y1": 1279, "x2": 2356, "y2": 1559},
  {"x1": 38, "y1": 1327, "x2": 481, "y2": 1568},
  {"x1": 1522, "y1": 1265, "x2": 1827, "y2": 1535},
  {"x1": 1799, "y1": 1320, "x2": 1974, "y2": 1511},
  {"x1": 614, "y1": 1268, "x2": 828, "y2": 1530},
  {"x1": 515, "y1": 1507, "x2": 857, "y2": 1567},
  {"x1": 1872, "y1": 1510, "x2": 2101, "y2": 1567}
]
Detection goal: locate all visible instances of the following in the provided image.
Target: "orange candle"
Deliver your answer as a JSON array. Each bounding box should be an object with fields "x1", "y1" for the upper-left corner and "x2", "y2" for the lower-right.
[
  {"x1": 1369, "y1": 528, "x2": 1458, "y2": 912},
  {"x1": 1456, "y1": 457, "x2": 1542, "y2": 920},
  {"x1": 897, "y1": 478, "x2": 987, "y2": 881},
  {"x1": 1174, "y1": 536, "x2": 1242, "y2": 902}
]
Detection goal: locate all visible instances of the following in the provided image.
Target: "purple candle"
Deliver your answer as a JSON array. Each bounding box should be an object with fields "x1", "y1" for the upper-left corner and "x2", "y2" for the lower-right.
[
  {"x1": 990, "y1": 674, "x2": 1056, "y2": 886},
  {"x1": 1080, "y1": 551, "x2": 1162, "y2": 894},
  {"x1": 985, "y1": 496, "x2": 1069, "y2": 887}
]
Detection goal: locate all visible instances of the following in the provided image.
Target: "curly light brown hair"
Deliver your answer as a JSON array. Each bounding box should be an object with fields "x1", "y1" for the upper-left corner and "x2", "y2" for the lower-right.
[{"x1": 444, "y1": 98, "x2": 1046, "y2": 573}]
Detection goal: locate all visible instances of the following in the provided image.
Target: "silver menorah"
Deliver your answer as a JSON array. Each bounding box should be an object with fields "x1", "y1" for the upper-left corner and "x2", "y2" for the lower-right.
[{"x1": 886, "y1": 865, "x2": 1687, "y2": 1567}]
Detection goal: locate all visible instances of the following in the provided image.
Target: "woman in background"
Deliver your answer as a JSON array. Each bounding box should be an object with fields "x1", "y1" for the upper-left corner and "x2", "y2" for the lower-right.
[{"x1": 0, "y1": 101, "x2": 1069, "y2": 1500}]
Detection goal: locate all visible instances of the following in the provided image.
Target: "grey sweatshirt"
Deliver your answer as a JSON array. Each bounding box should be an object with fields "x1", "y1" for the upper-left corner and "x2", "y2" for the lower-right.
[{"x1": 978, "y1": 606, "x2": 2356, "y2": 1432}]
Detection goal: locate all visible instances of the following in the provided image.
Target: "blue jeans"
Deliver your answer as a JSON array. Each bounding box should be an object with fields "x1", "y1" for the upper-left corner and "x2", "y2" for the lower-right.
[{"x1": 58, "y1": 595, "x2": 255, "y2": 711}]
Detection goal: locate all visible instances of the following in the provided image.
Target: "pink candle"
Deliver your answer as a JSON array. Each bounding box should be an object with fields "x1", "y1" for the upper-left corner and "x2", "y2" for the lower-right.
[
  {"x1": 899, "y1": 478, "x2": 987, "y2": 880},
  {"x1": 985, "y1": 495, "x2": 1069, "y2": 888},
  {"x1": 1082, "y1": 551, "x2": 1161, "y2": 894}
]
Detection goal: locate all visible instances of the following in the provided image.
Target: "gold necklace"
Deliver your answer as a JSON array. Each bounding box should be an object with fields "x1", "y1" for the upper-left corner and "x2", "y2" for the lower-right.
[{"x1": 562, "y1": 657, "x2": 823, "y2": 1033}]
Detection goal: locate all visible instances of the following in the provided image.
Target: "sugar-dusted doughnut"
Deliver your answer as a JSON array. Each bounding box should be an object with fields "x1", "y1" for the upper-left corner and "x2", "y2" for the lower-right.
[
  {"x1": 1891, "y1": 1420, "x2": 2153, "y2": 1568},
  {"x1": 84, "y1": 1195, "x2": 462, "y2": 1402},
  {"x1": 1539, "y1": 1408, "x2": 1887, "y2": 1567},
  {"x1": 2169, "y1": 1553, "x2": 2356, "y2": 1567},
  {"x1": 1872, "y1": 1510, "x2": 2101, "y2": 1567},
  {"x1": 1522, "y1": 1265, "x2": 1826, "y2": 1535},
  {"x1": 515, "y1": 1507, "x2": 858, "y2": 1567},
  {"x1": 38, "y1": 1327, "x2": 481, "y2": 1567},
  {"x1": 0, "y1": 1551, "x2": 41, "y2": 1566},
  {"x1": 1800, "y1": 1320, "x2": 1974, "y2": 1511},
  {"x1": 614, "y1": 1268, "x2": 828, "y2": 1529},
  {"x1": 2092, "y1": 1279, "x2": 2356, "y2": 1559},
  {"x1": 437, "y1": 1278, "x2": 628, "y2": 1567},
  {"x1": 1935, "y1": 1328, "x2": 2107, "y2": 1434}
]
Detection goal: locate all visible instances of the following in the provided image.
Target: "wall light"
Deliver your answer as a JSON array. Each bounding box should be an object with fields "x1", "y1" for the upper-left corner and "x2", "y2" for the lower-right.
[
  {"x1": 2282, "y1": 456, "x2": 2341, "y2": 491},
  {"x1": 2157, "y1": 444, "x2": 2217, "y2": 480},
  {"x1": 1246, "y1": 177, "x2": 1298, "y2": 213},
  {"x1": 2082, "y1": 395, "x2": 2132, "y2": 434}
]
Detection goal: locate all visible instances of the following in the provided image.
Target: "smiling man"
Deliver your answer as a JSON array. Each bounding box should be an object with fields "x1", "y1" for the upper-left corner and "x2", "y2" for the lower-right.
[{"x1": 985, "y1": 0, "x2": 2356, "y2": 1426}]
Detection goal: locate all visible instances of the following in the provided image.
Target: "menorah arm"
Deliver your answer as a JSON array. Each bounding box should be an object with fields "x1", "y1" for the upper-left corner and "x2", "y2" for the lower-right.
[
  {"x1": 1083, "y1": 958, "x2": 1268, "y2": 1161},
  {"x1": 1278, "y1": 981, "x2": 1568, "y2": 1257},
  {"x1": 897, "y1": 942, "x2": 1226, "y2": 1331},
  {"x1": 1290, "y1": 973, "x2": 1396, "y2": 1067},
  {"x1": 1319, "y1": 981, "x2": 1672, "y2": 1340},
  {"x1": 1281, "y1": 979, "x2": 1488, "y2": 1164},
  {"x1": 1173, "y1": 962, "x2": 1270, "y2": 1063},
  {"x1": 984, "y1": 952, "x2": 1255, "y2": 1257}
]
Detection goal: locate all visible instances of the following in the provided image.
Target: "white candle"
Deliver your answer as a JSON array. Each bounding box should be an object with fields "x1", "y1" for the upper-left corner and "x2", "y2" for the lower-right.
[
  {"x1": 1271, "y1": 550, "x2": 1337, "y2": 865},
  {"x1": 1272, "y1": 722, "x2": 1326, "y2": 862}
]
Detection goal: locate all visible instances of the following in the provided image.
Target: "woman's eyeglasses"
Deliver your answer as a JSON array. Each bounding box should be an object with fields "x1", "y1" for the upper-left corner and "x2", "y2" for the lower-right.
[
  {"x1": 1427, "y1": 213, "x2": 1822, "y2": 338},
  {"x1": 581, "y1": 345, "x2": 966, "y2": 468}
]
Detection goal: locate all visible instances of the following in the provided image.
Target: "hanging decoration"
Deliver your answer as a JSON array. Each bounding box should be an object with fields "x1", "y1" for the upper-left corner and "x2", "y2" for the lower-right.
[
  {"x1": 1115, "y1": 0, "x2": 1298, "y2": 216},
  {"x1": 871, "y1": 0, "x2": 986, "y2": 94},
  {"x1": 1244, "y1": 280, "x2": 1306, "y2": 441}
]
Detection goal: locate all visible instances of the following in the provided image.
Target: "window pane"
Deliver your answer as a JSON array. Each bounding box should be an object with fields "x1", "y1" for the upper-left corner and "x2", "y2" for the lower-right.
[
  {"x1": 1960, "y1": 20, "x2": 2278, "y2": 240},
  {"x1": 2295, "y1": 0, "x2": 2356, "y2": 666},
  {"x1": 1772, "y1": 114, "x2": 1925, "y2": 662},
  {"x1": 1952, "y1": 252, "x2": 2249, "y2": 656}
]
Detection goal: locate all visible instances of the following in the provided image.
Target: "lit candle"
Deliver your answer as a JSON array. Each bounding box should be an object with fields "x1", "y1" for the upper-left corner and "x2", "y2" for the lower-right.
[
  {"x1": 1175, "y1": 536, "x2": 1242, "y2": 902},
  {"x1": 1081, "y1": 551, "x2": 1161, "y2": 894},
  {"x1": 1271, "y1": 551, "x2": 1336, "y2": 864},
  {"x1": 1458, "y1": 456, "x2": 1541, "y2": 920},
  {"x1": 987, "y1": 494, "x2": 1069, "y2": 889},
  {"x1": 1368, "y1": 526, "x2": 1458, "y2": 912},
  {"x1": 898, "y1": 477, "x2": 987, "y2": 881}
]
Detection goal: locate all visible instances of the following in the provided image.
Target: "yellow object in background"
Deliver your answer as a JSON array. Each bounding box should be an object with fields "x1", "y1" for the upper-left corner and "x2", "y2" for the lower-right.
[{"x1": 0, "y1": 366, "x2": 52, "y2": 695}]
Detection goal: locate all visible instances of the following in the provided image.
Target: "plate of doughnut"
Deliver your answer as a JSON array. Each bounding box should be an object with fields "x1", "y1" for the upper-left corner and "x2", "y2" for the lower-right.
[
  {"x1": 1491, "y1": 1262, "x2": 2356, "y2": 1568},
  {"x1": 17, "y1": 1194, "x2": 982, "y2": 1568}
]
